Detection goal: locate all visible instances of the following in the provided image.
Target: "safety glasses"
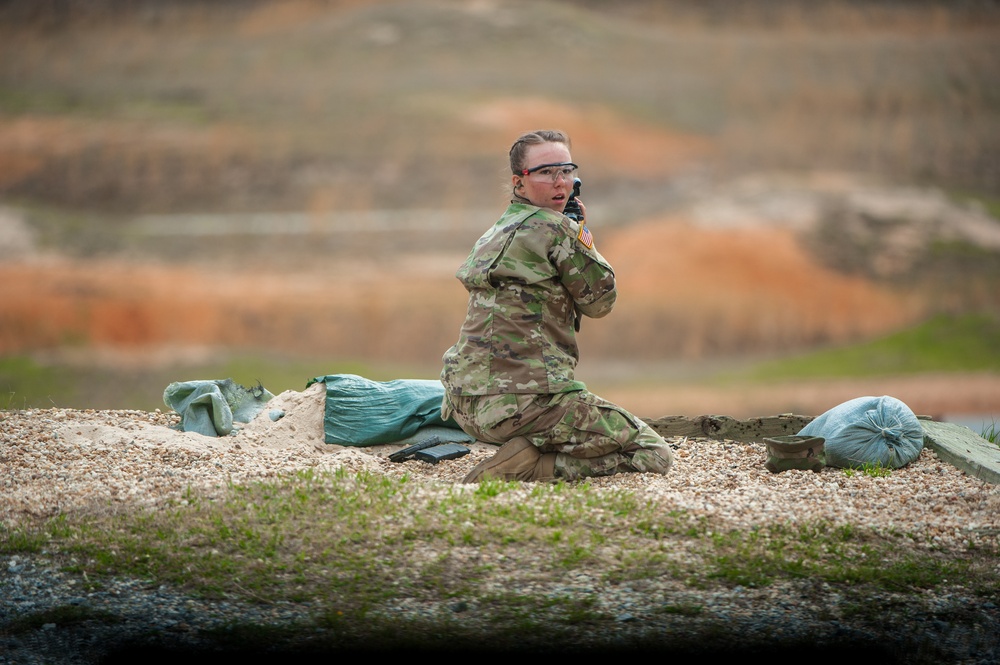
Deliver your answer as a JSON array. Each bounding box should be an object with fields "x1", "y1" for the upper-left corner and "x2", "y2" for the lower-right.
[{"x1": 520, "y1": 162, "x2": 579, "y2": 184}]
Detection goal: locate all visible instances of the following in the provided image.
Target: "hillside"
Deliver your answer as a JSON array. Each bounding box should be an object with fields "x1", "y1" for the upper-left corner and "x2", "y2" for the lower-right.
[
  {"x1": 0, "y1": 0, "x2": 999, "y2": 415},
  {"x1": 2, "y1": 0, "x2": 997, "y2": 212}
]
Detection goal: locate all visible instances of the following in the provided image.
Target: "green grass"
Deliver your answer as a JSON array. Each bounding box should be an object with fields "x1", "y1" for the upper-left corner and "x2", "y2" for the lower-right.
[
  {"x1": 0, "y1": 604, "x2": 123, "y2": 635},
  {"x1": 2, "y1": 471, "x2": 995, "y2": 625},
  {"x1": 0, "y1": 353, "x2": 438, "y2": 412},
  {"x1": 949, "y1": 190, "x2": 1000, "y2": 220},
  {"x1": 0, "y1": 357, "x2": 66, "y2": 410},
  {"x1": 981, "y1": 421, "x2": 999, "y2": 444},
  {"x1": 2, "y1": 469, "x2": 995, "y2": 655},
  {"x1": 842, "y1": 462, "x2": 894, "y2": 479},
  {"x1": 728, "y1": 313, "x2": 1000, "y2": 382}
]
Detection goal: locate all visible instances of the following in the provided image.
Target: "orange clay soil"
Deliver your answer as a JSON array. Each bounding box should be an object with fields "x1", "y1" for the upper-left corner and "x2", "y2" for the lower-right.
[
  {"x1": 4, "y1": 216, "x2": 994, "y2": 421},
  {"x1": 0, "y1": 219, "x2": 920, "y2": 360}
]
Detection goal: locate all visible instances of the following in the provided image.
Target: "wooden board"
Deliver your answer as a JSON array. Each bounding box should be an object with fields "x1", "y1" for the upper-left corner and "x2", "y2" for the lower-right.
[
  {"x1": 646, "y1": 414, "x2": 815, "y2": 443},
  {"x1": 921, "y1": 420, "x2": 1000, "y2": 485}
]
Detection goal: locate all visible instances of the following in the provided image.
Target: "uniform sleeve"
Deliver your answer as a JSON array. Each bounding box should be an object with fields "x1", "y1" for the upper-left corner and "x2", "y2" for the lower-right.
[{"x1": 550, "y1": 219, "x2": 617, "y2": 319}]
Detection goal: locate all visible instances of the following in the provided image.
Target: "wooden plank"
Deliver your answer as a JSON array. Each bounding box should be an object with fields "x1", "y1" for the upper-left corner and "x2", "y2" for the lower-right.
[
  {"x1": 921, "y1": 420, "x2": 1000, "y2": 485},
  {"x1": 646, "y1": 414, "x2": 1000, "y2": 484},
  {"x1": 646, "y1": 414, "x2": 815, "y2": 443}
]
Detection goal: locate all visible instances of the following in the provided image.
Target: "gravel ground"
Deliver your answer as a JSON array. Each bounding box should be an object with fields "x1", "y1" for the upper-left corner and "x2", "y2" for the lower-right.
[{"x1": 2, "y1": 390, "x2": 999, "y2": 663}]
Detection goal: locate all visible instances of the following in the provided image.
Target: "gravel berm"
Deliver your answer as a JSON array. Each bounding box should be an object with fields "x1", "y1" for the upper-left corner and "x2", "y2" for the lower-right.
[{"x1": 2, "y1": 387, "x2": 998, "y2": 663}]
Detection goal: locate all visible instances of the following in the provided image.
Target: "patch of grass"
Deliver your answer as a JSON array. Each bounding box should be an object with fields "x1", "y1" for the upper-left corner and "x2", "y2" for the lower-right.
[
  {"x1": 3, "y1": 471, "x2": 996, "y2": 631},
  {"x1": 702, "y1": 520, "x2": 969, "y2": 591},
  {"x1": 0, "y1": 86, "x2": 90, "y2": 116},
  {"x1": 830, "y1": 551, "x2": 969, "y2": 590},
  {"x1": 659, "y1": 602, "x2": 704, "y2": 617},
  {"x1": 730, "y1": 313, "x2": 1000, "y2": 381},
  {"x1": 842, "y1": 461, "x2": 893, "y2": 479},
  {"x1": 2, "y1": 604, "x2": 123, "y2": 636},
  {"x1": 0, "y1": 357, "x2": 70, "y2": 409},
  {"x1": 2, "y1": 470, "x2": 996, "y2": 657},
  {"x1": 948, "y1": 189, "x2": 1000, "y2": 220},
  {"x1": 0, "y1": 352, "x2": 436, "y2": 412},
  {"x1": 0, "y1": 524, "x2": 49, "y2": 553},
  {"x1": 0, "y1": 80, "x2": 216, "y2": 129},
  {"x1": 981, "y1": 420, "x2": 999, "y2": 445}
]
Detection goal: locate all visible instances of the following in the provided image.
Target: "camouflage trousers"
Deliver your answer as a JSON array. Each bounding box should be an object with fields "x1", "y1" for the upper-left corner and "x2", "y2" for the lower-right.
[{"x1": 442, "y1": 389, "x2": 672, "y2": 480}]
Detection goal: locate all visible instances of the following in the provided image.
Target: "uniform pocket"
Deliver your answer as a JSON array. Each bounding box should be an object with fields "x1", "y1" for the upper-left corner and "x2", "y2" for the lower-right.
[
  {"x1": 548, "y1": 390, "x2": 640, "y2": 453},
  {"x1": 469, "y1": 393, "x2": 522, "y2": 432}
]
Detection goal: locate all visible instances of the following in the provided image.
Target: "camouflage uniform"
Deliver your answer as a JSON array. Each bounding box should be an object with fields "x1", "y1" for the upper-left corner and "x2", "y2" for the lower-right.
[{"x1": 441, "y1": 202, "x2": 673, "y2": 480}]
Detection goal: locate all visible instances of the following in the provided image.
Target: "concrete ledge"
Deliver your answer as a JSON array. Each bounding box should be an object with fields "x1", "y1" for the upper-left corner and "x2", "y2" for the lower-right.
[{"x1": 921, "y1": 419, "x2": 1000, "y2": 485}]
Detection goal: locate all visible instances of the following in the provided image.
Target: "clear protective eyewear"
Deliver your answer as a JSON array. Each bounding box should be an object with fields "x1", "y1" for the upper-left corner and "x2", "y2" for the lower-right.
[{"x1": 521, "y1": 162, "x2": 579, "y2": 184}]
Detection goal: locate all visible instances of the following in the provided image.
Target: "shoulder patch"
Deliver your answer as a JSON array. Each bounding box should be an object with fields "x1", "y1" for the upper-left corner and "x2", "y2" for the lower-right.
[{"x1": 577, "y1": 224, "x2": 594, "y2": 249}]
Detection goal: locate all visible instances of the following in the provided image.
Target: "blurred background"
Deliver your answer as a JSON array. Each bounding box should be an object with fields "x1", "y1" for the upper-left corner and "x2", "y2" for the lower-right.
[{"x1": 0, "y1": 0, "x2": 998, "y2": 426}]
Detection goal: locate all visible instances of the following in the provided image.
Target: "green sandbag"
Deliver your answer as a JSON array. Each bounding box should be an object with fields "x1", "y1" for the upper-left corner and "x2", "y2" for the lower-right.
[
  {"x1": 164, "y1": 379, "x2": 274, "y2": 437},
  {"x1": 307, "y1": 373, "x2": 466, "y2": 446}
]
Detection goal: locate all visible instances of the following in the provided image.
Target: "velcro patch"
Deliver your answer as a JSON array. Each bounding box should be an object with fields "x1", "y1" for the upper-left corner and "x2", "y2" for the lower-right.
[{"x1": 577, "y1": 225, "x2": 594, "y2": 249}]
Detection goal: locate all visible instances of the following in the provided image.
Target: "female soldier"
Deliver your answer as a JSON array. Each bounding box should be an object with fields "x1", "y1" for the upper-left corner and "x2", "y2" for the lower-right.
[{"x1": 441, "y1": 129, "x2": 674, "y2": 483}]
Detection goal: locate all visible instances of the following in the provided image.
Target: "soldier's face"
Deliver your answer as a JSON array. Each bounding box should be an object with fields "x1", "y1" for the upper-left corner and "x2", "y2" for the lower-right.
[{"x1": 514, "y1": 142, "x2": 574, "y2": 213}]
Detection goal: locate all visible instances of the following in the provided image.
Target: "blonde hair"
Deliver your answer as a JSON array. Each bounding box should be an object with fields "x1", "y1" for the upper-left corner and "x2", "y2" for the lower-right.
[{"x1": 508, "y1": 130, "x2": 571, "y2": 174}]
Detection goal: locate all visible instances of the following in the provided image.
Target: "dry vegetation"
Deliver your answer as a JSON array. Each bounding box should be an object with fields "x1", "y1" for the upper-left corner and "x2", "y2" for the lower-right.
[{"x1": 1, "y1": 0, "x2": 997, "y2": 212}]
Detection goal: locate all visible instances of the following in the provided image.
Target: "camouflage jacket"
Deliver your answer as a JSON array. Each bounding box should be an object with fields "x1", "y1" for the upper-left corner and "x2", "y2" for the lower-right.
[{"x1": 441, "y1": 202, "x2": 617, "y2": 395}]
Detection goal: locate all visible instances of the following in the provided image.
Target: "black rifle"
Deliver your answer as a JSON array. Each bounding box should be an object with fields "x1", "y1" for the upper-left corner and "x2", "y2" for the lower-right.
[
  {"x1": 388, "y1": 436, "x2": 442, "y2": 463},
  {"x1": 564, "y1": 178, "x2": 584, "y2": 331}
]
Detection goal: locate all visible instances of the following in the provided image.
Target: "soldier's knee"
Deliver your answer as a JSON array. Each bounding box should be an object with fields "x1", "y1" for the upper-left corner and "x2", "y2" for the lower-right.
[{"x1": 628, "y1": 443, "x2": 674, "y2": 475}]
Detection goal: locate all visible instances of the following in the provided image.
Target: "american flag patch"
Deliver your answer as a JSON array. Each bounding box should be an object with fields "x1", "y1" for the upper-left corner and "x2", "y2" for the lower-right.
[{"x1": 577, "y1": 224, "x2": 594, "y2": 249}]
